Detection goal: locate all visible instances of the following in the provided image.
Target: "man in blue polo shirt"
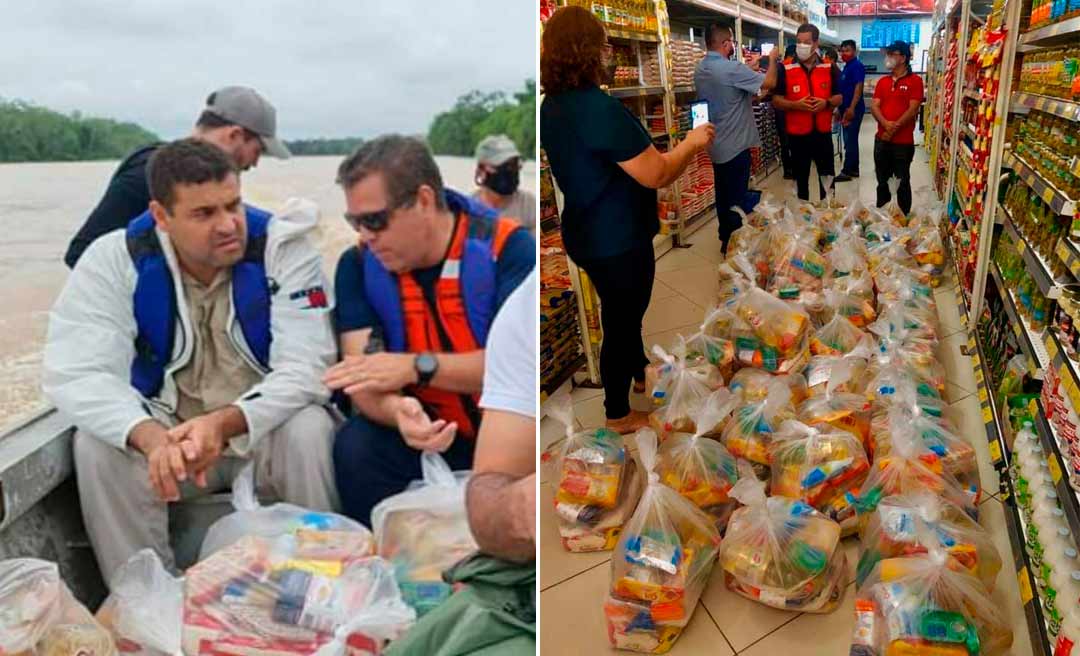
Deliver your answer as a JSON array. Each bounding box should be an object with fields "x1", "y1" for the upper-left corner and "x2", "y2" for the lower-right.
[
  {"x1": 694, "y1": 22, "x2": 778, "y2": 254},
  {"x1": 834, "y1": 40, "x2": 866, "y2": 182}
]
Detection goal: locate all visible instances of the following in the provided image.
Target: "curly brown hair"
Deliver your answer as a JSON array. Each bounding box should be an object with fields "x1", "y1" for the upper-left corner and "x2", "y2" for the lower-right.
[{"x1": 541, "y1": 6, "x2": 607, "y2": 95}]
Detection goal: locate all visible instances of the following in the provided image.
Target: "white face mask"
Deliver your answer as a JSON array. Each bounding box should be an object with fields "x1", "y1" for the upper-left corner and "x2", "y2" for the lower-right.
[
  {"x1": 796, "y1": 43, "x2": 814, "y2": 61},
  {"x1": 884, "y1": 57, "x2": 897, "y2": 71}
]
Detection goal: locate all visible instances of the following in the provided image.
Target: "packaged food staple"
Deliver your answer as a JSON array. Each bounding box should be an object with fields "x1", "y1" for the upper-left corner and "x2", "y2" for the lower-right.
[
  {"x1": 768, "y1": 231, "x2": 829, "y2": 301},
  {"x1": 371, "y1": 452, "x2": 478, "y2": 615},
  {"x1": 907, "y1": 217, "x2": 946, "y2": 286},
  {"x1": 805, "y1": 339, "x2": 874, "y2": 398},
  {"x1": 0, "y1": 559, "x2": 115, "y2": 656},
  {"x1": 717, "y1": 254, "x2": 766, "y2": 304},
  {"x1": 768, "y1": 420, "x2": 869, "y2": 535},
  {"x1": 559, "y1": 459, "x2": 645, "y2": 552},
  {"x1": 184, "y1": 538, "x2": 414, "y2": 656},
  {"x1": 872, "y1": 403, "x2": 977, "y2": 488},
  {"x1": 649, "y1": 340, "x2": 724, "y2": 440},
  {"x1": 722, "y1": 377, "x2": 796, "y2": 466},
  {"x1": 685, "y1": 306, "x2": 737, "y2": 381},
  {"x1": 811, "y1": 312, "x2": 870, "y2": 356},
  {"x1": 731, "y1": 287, "x2": 811, "y2": 374},
  {"x1": 849, "y1": 549, "x2": 1012, "y2": 656},
  {"x1": 96, "y1": 550, "x2": 181, "y2": 656},
  {"x1": 798, "y1": 362, "x2": 873, "y2": 451},
  {"x1": 719, "y1": 477, "x2": 846, "y2": 613},
  {"x1": 729, "y1": 368, "x2": 808, "y2": 406},
  {"x1": 604, "y1": 429, "x2": 722, "y2": 653},
  {"x1": 854, "y1": 491, "x2": 1001, "y2": 590},
  {"x1": 657, "y1": 389, "x2": 741, "y2": 533}
]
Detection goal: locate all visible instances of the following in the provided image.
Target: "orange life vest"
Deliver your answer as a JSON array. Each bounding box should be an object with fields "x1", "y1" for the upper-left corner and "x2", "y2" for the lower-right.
[{"x1": 783, "y1": 62, "x2": 834, "y2": 135}]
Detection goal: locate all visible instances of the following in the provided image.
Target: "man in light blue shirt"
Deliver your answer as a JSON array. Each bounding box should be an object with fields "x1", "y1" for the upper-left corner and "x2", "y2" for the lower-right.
[{"x1": 694, "y1": 23, "x2": 778, "y2": 253}]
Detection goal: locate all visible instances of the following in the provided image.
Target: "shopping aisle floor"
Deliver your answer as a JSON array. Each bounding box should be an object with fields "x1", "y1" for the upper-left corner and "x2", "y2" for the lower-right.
[{"x1": 538, "y1": 120, "x2": 1036, "y2": 655}]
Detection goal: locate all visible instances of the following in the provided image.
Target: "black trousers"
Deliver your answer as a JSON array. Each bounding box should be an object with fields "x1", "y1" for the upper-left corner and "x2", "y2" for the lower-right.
[
  {"x1": 576, "y1": 242, "x2": 655, "y2": 419},
  {"x1": 713, "y1": 149, "x2": 752, "y2": 252},
  {"x1": 776, "y1": 111, "x2": 793, "y2": 175},
  {"x1": 874, "y1": 139, "x2": 916, "y2": 215},
  {"x1": 788, "y1": 131, "x2": 835, "y2": 201}
]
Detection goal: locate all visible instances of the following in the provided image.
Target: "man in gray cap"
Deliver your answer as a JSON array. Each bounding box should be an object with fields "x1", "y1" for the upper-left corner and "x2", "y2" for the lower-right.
[
  {"x1": 64, "y1": 86, "x2": 290, "y2": 267},
  {"x1": 472, "y1": 134, "x2": 535, "y2": 235}
]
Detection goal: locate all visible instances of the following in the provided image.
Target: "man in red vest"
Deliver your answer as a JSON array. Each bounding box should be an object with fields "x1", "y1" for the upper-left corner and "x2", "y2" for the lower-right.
[
  {"x1": 871, "y1": 41, "x2": 924, "y2": 215},
  {"x1": 771, "y1": 23, "x2": 842, "y2": 201}
]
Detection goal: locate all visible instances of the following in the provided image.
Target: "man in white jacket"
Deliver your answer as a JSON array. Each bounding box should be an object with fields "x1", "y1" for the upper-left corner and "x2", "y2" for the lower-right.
[{"x1": 43, "y1": 139, "x2": 339, "y2": 584}]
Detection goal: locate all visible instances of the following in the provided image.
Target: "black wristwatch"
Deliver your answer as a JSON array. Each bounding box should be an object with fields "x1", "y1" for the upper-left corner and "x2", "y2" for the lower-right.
[{"x1": 414, "y1": 352, "x2": 439, "y2": 387}]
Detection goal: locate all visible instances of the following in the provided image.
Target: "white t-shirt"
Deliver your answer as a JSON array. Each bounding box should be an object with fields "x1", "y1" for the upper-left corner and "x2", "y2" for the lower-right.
[{"x1": 479, "y1": 269, "x2": 537, "y2": 418}]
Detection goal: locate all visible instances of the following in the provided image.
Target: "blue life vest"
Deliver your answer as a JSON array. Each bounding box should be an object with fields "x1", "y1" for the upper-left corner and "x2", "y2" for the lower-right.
[{"x1": 127, "y1": 206, "x2": 273, "y2": 398}]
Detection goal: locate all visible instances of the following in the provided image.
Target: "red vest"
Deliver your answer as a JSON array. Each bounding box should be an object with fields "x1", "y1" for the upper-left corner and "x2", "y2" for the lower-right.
[{"x1": 783, "y1": 63, "x2": 834, "y2": 135}]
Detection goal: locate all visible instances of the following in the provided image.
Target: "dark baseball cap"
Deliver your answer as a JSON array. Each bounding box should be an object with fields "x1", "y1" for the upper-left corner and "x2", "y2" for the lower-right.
[
  {"x1": 204, "y1": 86, "x2": 291, "y2": 159},
  {"x1": 885, "y1": 41, "x2": 911, "y2": 59}
]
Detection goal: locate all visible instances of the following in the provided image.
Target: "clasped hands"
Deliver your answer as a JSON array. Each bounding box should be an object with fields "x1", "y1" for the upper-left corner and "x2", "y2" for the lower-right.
[{"x1": 134, "y1": 411, "x2": 231, "y2": 502}]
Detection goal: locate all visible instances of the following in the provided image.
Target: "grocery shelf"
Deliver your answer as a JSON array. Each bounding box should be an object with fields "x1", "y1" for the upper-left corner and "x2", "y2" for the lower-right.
[
  {"x1": 606, "y1": 27, "x2": 660, "y2": 42},
  {"x1": 608, "y1": 85, "x2": 666, "y2": 98},
  {"x1": 989, "y1": 262, "x2": 1048, "y2": 379},
  {"x1": 998, "y1": 204, "x2": 1065, "y2": 299},
  {"x1": 540, "y1": 353, "x2": 587, "y2": 402},
  {"x1": 1072, "y1": 155, "x2": 1080, "y2": 178},
  {"x1": 1019, "y1": 14, "x2": 1080, "y2": 47},
  {"x1": 1032, "y1": 396, "x2": 1080, "y2": 542},
  {"x1": 1004, "y1": 150, "x2": 1079, "y2": 216},
  {"x1": 963, "y1": 122, "x2": 977, "y2": 141},
  {"x1": 1010, "y1": 92, "x2": 1080, "y2": 122},
  {"x1": 963, "y1": 88, "x2": 982, "y2": 101},
  {"x1": 675, "y1": 0, "x2": 739, "y2": 17},
  {"x1": 672, "y1": 84, "x2": 695, "y2": 94},
  {"x1": 1056, "y1": 237, "x2": 1080, "y2": 280},
  {"x1": 1003, "y1": 476, "x2": 1055, "y2": 655},
  {"x1": 738, "y1": 2, "x2": 782, "y2": 30},
  {"x1": 968, "y1": 329, "x2": 1006, "y2": 467}
]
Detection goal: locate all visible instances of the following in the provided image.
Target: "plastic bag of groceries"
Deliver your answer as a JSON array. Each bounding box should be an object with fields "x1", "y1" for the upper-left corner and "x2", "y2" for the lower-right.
[
  {"x1": 685, "y1": 306, "x2": 737, "y2": 381},
  {"x1": 843, "y1": 195, "x2": 873, "y2": 227},
  {"x1": 804, "y1": 339, "x2": 874, "y2": 398},
  {"x1": 872, "y1": 401, "x2": 978, "y2": 490},
  {"x1": 882, "y1": 177, "x2": 909, "y2": 226},
  {"x1": 184, "y1": 539, "x2": 414, "y2": 656},
  {"x1": 811, "y1": 311, "x2": 870, "y2": 356},
  {"x1": 546, "y1": 390, "x2": 640, "y2": 552},
  {"x1": 725, "y1": 221, "x2": 766, "y2": 266},
  {"x1": 798, "y1": 357, "x2": 873, "y2": 450},
  {"x1": 768, "y1": 420, "x2": 869, "y2": 535},
  {"x1": 657, "y1": 389, "x2": 741, "y2": 533},
  {"x1": 649, "y1": 340, "x2": 724, "y2": 441},
  {"x1": 719, "y1": 477, "x2": 846, "y2": 613},
  {"x1": 721, "y1": 377, "x2": 796, "y2": 467},
  {"x1": 824, "y1": 287, "x2": 877, "y2": 330},
  {"x1": 826, "y1": 231, "x2": 869, "y2": 280},
  {"x1": 906, "y1": 215, "x2": 946, "y2": 286},
  {"x1": 747, "y1": 192, "x2": 785, "y2": 227},
  {"x1": 718, "y1": 252, "x2": 766, "y2": 301},
  {"x1": 371, "y1": 452, "x2": 478, "y2": 615},
  {"x1": 96, "y1": 550, "x2": 181, "y2": 656},
  {"x1": 854, "y1": 491, "x2": 1001, "y2": 590},
  {"x1": 731, "y1": 287, "x2": 811, "y2": 374},
  {"x1": 830, "y1": 266, "x2": 876, "y2": 307},
  {"x1": 849, "y1": 547, "x2": 1012, "y2": 656},
  {"x1": 873, "y1": 271, "x2": 939, "y2": 337},
  {"x1": 604, "y1": 429, "x2": 722, "y2": 653},
  {"x1": 729, "y1": 368, "x2": 808, "y2": 405},
  {"x1": 0, "y1": 559, "x2": 115, "y2": 656},
  {"x1": 200, "y1": 463, "x2": 373, "y2": 561},
  {"x1": 867, "y1": 377, "x2": 952, "y2": 459},
  {"x1": 768, "y1": 230, "x2": 830, "y2": 301},
  {"x1": 863, "y1": 337, "x2": 945, "y2": 407}
]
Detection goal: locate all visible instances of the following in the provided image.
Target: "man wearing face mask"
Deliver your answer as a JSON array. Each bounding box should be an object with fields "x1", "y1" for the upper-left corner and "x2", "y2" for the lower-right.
[
  {"x1": 834, "y1": 40, "x2": 866, "y2": 183},
  {"x1": 772, "y1": 24, "x2": 842, "y2": 202},
  {"x1": 694, "y1": 23, "x2": 778, "y2": 253},
  {"x1": 472, "y1": 134, "x2": 536, "y2": 235},
  {"x1": 871, "y1": 41, "x2": 924, "y2": 215}
]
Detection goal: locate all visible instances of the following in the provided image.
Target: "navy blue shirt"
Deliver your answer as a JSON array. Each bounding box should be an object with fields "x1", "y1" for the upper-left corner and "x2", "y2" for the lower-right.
[
  {"x1": 839, "y1": 58, "x2": 866, "y2": 113},
  {"x1": 540, "y1": 85, "x2": 656, "y2": 262}
]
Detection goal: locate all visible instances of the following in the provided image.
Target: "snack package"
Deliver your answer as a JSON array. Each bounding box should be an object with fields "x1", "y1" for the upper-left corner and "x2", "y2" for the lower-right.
[
  {"x1": 200, "y1": 463, "x2": 373, "y2": 561},
  {"x1": 0, "y1": 559, "x2": 116, "y2": 656},
  {"x1": 722, "y1": 378, "x2": 796, "y2": 466},
  {"x1": 371, "y1": 452, "x2": 478, "y2": 615},
  {"x1": 799, "y1": 356, "x2": 873, "y2": 448},
  {"x1": 685, "y1": 306, "x2": 737, "y2": 381},
  {"x1": 849, "y1": 550, "x2": 1013, "y2": 656},
  {"x1": 96, "y1": 550, "x2": 182, "y2": 656},
  {"x1": 649, "y1": 341, "x2": 724, "y2": 440},
  {"x1": 605, "y1": 429, "x2": 722, "y2": 653},
  {"x1": 854, "y1": 491, "x2": 1001, "y2": 590},
  {"x1": 769, "y1": 420, "x2": 869, "y2": 535},
  {"x1": 731, "y1": 287, "x2": 811, "y2": 374},
  {"x1": 184, "y1": 539, "x2": 414, "y2": 656},
  {"x1": 559, "y1": 459, "x2": 645, "y2": 552},
  {"x1": 719, "y1": 477, "x2": 846, "y2": 613},
  {"x1": 548, "y1": 390, "x2": 627, "y2": 511},
  {"x1": 657, "y1": 389, "x2": 741, "y2": 533}
]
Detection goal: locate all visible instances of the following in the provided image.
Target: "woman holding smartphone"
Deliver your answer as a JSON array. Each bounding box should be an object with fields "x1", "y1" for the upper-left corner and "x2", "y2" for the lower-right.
[{"x1": 540, "y1": 6, "x2": 715, "y2": 433}]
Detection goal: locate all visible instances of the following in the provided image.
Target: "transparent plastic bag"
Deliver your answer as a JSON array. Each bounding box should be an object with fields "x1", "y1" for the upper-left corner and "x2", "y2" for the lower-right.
[
  {"x1": 798, "y1": 357, "x2": 873, "y2": 450},
  {"x1": 907, "y1": 221, "x2": 946, "y2": 286},
  {"x1": 824, "y1": 287, "x2": 877, "y2": 330},
  {"x1": 768, "y1": 420, "x2": 869, "y2": 535},
  {"x1": 0, "y1": 559, "x2": 115, "y2": 656},
  {"x1": 184, "y1": 539, "x2": 414, "y2": 656},
  {"x1": 849, "y1": 548, "x2": 1012, "y2": 656},
  {"x1": 872, "y1": 403, "x2": 978, "y2": 488},
  {"x1": 649, "y1": 340, "x2": 724, "y2": 440},
  {"x1": 811, "y1": 312, "x2": 870, "y2": 356},
  {"x1": 717, "y1": 254, "x2": 765, "y2": 304},
  {"x1": 882, "y1": 177, "x2": 908, "y2": 226},
  {"x1": 548, "y1": 389, "x2": 627, "y2": 511},
  {"x1": 729, "y1": 368, "x2": 808, "y2": 406},
  {"x1": 722, "y1": 378, "x2": 796, "y2": 466},
  {"x1": 96, "y1": 550, "x2": 182, "y2": 656},
  {"x1": 768, "y1": 231, "x2": 829, "y2": 301},
  {"x1": 200, "y1": 463, "x2": 373, "y2": 561},
  {"x1": 731, "y1": 287, "x2": 811, "y2": 374},
  {"x1": 873, "y1": 273, "x2": 939, "y2": 338},
  {"x1": 748, "y1": 192, "x2": 785, "y2": 227},
  {"x1": 719, "y1": 477, "x2": 846, "y2": 613},
  {"x1": 826, "y1": 231, "x2": 869, "y2": 281},
  {"x1": 854, "y1": 491, "x2": 1001, "y2": 590},
  {"x1": 805, "y1": 338, "x2": 874, "y2": 398},
  {"x1": 843, "y1": 195, "x2": 873, "y2": 227},
  {"x1": 605, "y1": 429, "x2": 722, "y2": 653},
  {"x1": 558, "y1": 457, "x2": 645, "y2": 552},
  {"x1": 371, "y1": 452, "x2": 478, "y2": 615},
  {"x1": 685, "y1": 306, "x2": 737, "y2": 381}
]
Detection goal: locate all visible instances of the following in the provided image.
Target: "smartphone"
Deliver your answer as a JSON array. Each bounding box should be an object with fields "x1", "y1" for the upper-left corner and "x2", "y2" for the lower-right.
[
  {"x1": 690, "y1": 100, "x2": 709, "y2": 129},
  {"x1": 761, "y1": 43, "x2": 774, "y2": 57}
]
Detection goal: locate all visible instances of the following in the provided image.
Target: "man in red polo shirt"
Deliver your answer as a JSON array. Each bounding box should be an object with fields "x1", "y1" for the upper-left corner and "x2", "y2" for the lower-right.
[{"x1": 871, "y1": 40, "x2": 924, "y2": 215}]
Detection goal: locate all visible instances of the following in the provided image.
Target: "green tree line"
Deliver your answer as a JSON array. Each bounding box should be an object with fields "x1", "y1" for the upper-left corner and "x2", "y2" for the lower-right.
[
  {"x1": 427, "y1": 79, "x2": 535, "y2": 160},
  {"x1": 0, "y1": 99, "x2": 159, "y2": 162},
  {"x1": 283, "y1": 137, "x2": 365, "y2": 156}
]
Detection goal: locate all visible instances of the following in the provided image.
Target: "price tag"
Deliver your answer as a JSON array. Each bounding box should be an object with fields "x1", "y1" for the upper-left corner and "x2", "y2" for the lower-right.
[
  {"x1": 1048, "y1": 453, "x2": 1064, "y2": 485},
  {"x1": 1017, "y1": 238, "x2": 1027, "y2": 256},
  {"x1": 989, "y1": 438, "x2": 1003, "y2": 463},
  {"x1": 1018, "y1": 567, "x2": 1034, "y2": 606},
  {"x1": 978, "y1": 386, "x2": 989, "y2": 403},
  {"x1": 1047, "y1": 335, "x2": 1060, "y2": 363},
  {"x1": 974, "y1": 365, "x2": 985, "y2": 384},
  {"x1": 1043, "y1": 188, "x2": 1056, "y2": 206},
  {"x1": 982, "y1": 405, "x2": 994, "y2": 424}
]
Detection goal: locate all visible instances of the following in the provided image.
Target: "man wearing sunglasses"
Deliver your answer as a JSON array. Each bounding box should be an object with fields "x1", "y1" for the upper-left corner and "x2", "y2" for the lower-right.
[
  {"x1": 325, "y1": 135, "x2": 535, "y2": 526},
  {"x1": 64, "y1": 85, "x2": 291, "y2": 268}
]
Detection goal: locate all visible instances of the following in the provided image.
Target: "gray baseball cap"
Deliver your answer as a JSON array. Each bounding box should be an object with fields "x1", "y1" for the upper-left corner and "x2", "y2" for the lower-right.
[
  {"x1": 204, "y1": 86, "x2": 291, "y2": 159},
  {"x1": 475, "y1": 134, "x2": 521, "y2": 166}
]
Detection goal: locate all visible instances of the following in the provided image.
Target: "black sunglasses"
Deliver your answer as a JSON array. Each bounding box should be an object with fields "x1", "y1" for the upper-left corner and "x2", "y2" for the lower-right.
[{"x1": 343, "y1": 207, "x2": 392, "y2": 233}]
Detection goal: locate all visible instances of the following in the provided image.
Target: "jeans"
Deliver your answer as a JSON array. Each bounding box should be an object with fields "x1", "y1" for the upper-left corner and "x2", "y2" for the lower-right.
[
  {"x1": 712, "y1": 149, "x2": 752, "y2": 252},
  {"x1": 874, "y1": 139, "x2": 916, "y2": 215},
  {"x1": 333, "y1": 413, "x2": 476, "y2": 527},
  {"x1": 575, "y1": 241, "x2": 655, "y2": 420},
  {"x1": 840, "y1": 108, "x2": 864, "y2": 175},
  {"x1": 788, "y1": 131, "x2": 835, "y2": 201}
]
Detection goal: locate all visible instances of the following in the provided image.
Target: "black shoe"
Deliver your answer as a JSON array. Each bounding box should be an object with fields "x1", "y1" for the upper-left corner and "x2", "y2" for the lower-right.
[{"x1": 833, "y1": 174, "x2": 853, "y2": 183}]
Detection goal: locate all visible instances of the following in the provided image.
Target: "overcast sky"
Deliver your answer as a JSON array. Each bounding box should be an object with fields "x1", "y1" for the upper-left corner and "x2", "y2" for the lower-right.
[{"x1": 0, "y1": 1, "x2": 534, "y2": 139}]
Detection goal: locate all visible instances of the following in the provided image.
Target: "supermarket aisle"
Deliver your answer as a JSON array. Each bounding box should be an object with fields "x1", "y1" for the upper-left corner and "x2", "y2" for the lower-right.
[{"x1": 538, "y1": 120, "x2": 1036, "y2": 655}]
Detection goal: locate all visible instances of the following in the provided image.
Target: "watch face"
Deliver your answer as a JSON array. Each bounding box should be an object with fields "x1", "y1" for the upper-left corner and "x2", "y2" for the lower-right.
[{"x1": 417, "y1": 353, "x2": 438, "y2": 373}]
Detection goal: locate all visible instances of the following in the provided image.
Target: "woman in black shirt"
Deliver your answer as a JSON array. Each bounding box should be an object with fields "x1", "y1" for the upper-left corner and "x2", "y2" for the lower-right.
[{"x1": 541, "y1": 6, "x2": 715, "y2": 433}]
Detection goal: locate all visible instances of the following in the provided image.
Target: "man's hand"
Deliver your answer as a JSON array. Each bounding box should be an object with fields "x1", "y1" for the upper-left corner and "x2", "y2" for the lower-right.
[
  {"x1": 129, "y1": 420, "x2": 188, "y2": 502},
  {"x1": 395, "y1": 396, "x2": 457, "y2": 452},
  {"x1": 684, "y1": 122, "x2": 716, "y2": 150},
  {"x1": 842, "y1": 107, "x2": 855, "y2": 126},
  {"x1": 167, "y1": 413, "x2": 229, "y2": 488},
  {"x1": 768, "y1": 48, "x2": 779, "y2": 65},
  {"x1": 324, "y1": 353, "x2": 418, "y2": 395},
  {"x1": 800, "y1": 97, "x2": 822, "y2": 112},
  {"x1": 745, "y1": 52, "x2": 762, "y2": 71},
  {"x1": 881, "y1": 120, "x2": 898, "y2": 140}
]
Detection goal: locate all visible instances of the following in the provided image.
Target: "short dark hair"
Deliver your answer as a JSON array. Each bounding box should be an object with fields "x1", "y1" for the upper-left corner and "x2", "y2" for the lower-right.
[
  {"x1": 840, "y1": 39, "x2": 857, "y2": 50},
  {"x1": 195, "y1": 110, "x2": 260, "y2": 143},
  {"x1": 336, "y1": 135, "x2": 447, "y2": 211},
  {"x1": 797, "y1": 23, "x2": 820, "y2": 41},
  {"x1": 147, "y1": 138, "x2": 237, "y2": 212},
  {"x1": 705, "y1": 23, "x2": 733, "y2": 49}
]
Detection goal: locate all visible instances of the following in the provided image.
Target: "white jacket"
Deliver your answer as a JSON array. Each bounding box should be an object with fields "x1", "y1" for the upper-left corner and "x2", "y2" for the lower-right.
[{"x1": 43, "y1": 198, "x2": 337, "y2": 455}]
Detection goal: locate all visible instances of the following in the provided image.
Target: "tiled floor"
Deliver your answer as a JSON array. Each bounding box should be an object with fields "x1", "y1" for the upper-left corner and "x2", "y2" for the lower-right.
[{"x1": 538, "y1": 122, "x2": 1036, "y2": 655}]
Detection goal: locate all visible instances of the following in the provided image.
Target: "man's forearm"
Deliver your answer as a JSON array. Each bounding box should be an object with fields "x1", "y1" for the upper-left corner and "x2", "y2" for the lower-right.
[
  {"x1": 762, "y1": 61, "x2": 778, "y2": 92},
  {"x1": 351, "y1": 390, "x2": 402, "y2": 428},
  {"x1": 897, "y1": 102, "x2": 921, "y2": 127},
  {"x1": 466, "y1": 471, "x2": 536, "y2": 563},
  {"x1": 431, "y1": 351, "x2": 486, "y2": 394},
  {"x1": 829, "y1": 94, "x2": 843, "y2": 108},
  {"x1": 773, "y1": 95, "x2": 799, "y2": 111}
]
